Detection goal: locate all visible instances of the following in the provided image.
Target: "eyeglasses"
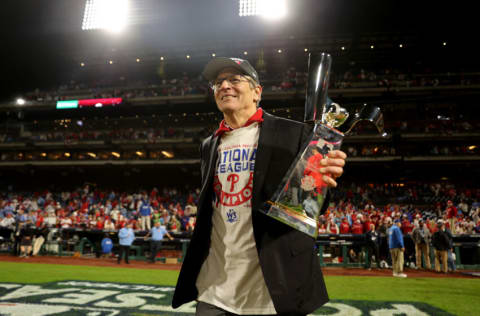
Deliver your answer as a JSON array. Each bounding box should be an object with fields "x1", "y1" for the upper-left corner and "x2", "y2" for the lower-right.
[{"x1": 210, "y1": 75, "x2": 251, "y2": 90}]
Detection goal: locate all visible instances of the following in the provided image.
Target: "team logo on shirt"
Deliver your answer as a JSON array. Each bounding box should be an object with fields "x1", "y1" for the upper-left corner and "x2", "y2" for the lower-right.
[
  {"x1": 226, "y1": 209, "x2": 239, "y2": 223},
  {"x1": 213, "y1": 172, "x2": 253, "y2": 207},
  {"x1": 213, "y1": 146, "x2": 256, "y2": 207}
]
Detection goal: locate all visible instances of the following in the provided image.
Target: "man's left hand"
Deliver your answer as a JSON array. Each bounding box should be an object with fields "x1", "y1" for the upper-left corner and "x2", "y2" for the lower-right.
[{"x1": 320, "y1": 150, "x2": 347, "y2": 188}]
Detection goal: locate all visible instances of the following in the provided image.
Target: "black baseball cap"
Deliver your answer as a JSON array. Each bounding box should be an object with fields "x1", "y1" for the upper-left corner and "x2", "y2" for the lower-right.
[{"x1": 202, "y1": 57, "x2": 260, "y2": 84}]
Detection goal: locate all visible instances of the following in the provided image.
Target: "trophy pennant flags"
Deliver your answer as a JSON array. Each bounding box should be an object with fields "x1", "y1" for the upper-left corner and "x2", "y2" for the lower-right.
[{"x1": 260, "y1": 53, "x2": 384, "y2": 237}]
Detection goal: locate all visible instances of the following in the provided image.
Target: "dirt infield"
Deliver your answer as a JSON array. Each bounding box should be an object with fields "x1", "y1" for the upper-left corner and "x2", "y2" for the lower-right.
[{"x1": 0, "y1": 254, "x2": 476, "y2": 278}]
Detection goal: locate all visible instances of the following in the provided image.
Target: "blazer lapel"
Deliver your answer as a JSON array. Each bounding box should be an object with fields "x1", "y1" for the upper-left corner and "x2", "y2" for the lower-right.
[
  {"x1": 203, "y1": 135, "x2": 220, "y2": 189},
  {"x1": 252, "y1": 112, "x2": 276, "y2": 210}
]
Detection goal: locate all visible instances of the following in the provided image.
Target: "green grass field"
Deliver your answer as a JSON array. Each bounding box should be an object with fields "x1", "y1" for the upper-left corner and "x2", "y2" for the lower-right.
[{"x1": 1, "y1": 261, "x2": 479, "y2": 315}]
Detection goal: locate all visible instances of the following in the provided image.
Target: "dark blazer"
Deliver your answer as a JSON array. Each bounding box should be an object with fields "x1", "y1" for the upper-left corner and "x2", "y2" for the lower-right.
[{"x1": 172, "y1": 112, "x2": 329, "y2": 314}]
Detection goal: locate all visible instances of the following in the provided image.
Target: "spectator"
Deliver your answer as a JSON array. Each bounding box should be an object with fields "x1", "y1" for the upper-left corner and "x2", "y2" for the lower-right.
[
  {"x1": 138, "y1": 200, "x2": 152, "y2": 231},
  {"x1": 351, "y1": 219, "x2": 364, "y2": 234},
  {"x1": 32, "y1": 222, "x2": 49, "y2": 256},
  {"x1": 446, "y1": 200, "x2": 458, "y2": 234},
  {"x1": 19, "y1": 222, "x2": 34, "y2": 258},
  {"x1": 117, "y1": 222, "x2": 134, "y2": 264},
  {"x1": 101, "y1": 234, "x2": 113, "y2": 258},
  {"x1": 144, "y1": 221, "x2": 174, "y2": 263},
  {"x1": 388, "y1": 218, "x2": 407, "y2": 277},
  {"x1": 432, "y1": 220, "x2": 450, "y2": 273},
  {"x1": 365, "y1": 223, "x2": 380, "y2": 269},
  {"x1": 411, "y1": 219, "x2": 431, "y2": 270},
  {"x1": 339, "y1": 217, "x2": 350, "y2": 234},
  {"x1": 0, "y1": 212, "x2": 15, "y2": 228}
]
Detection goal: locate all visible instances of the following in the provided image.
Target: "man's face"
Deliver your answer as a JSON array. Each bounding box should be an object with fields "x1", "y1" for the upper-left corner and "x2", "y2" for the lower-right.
[{"x1": 213, "y1": 68, "x2": 261, "y2": 115}]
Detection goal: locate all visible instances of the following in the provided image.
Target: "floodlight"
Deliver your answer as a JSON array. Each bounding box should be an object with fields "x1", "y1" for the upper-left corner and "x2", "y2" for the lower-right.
[
  {"x1": 16, "y1": 98, "x2": 26, "y2": 105},
  {"x1": 82, "y1": 0, "x2": 129, "y2": 33},
  {"x1": 239, "y1": 0, "x2": 287, "y2": 19}
]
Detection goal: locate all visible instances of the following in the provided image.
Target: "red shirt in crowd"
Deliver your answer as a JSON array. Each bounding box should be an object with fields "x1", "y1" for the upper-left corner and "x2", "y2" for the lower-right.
[
  {"x1": 447, "y1": 205, "x2": 458, "y2": 219},
  {"x1": 351, "y1": 222, "x2": 364, "y2": 234},
  {"x1": 401, "y1": 219, "x2": 414, "y2": 234},
  {"x1": 340, "y1": 220, "x2": 350, "y2": 234},
  {"x1": 329, "y1": 224, "x2": 339, "y2": 234}
]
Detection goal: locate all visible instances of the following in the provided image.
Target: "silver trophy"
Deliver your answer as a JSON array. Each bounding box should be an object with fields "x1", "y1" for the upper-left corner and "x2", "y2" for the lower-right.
[{"x1": 260, "y1": 53, "x2": 384, "y2": 237}]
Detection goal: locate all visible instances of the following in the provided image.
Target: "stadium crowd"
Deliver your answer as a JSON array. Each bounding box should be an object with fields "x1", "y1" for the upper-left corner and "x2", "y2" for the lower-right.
[
  {"x1": 0, "y1": 185, "x2": 199, "y2": 233},
  {"x1": 0, "y1": 183, "x2": 479, "y2": 235},
  {"x1": 0, "y1": 183, "x2": 478, "y2": 273}
]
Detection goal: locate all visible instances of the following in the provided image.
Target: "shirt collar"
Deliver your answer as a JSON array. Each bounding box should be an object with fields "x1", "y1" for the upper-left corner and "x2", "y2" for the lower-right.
[{"x1": 214, "y1": 107, "x2": 264, "y2": 137}]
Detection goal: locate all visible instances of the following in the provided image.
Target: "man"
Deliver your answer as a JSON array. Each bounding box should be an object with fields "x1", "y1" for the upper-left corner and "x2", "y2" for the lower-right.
[
  {"x1": 432, "y1": 220, "x2": 450, "y2": 273},
  {"x1": 351, "y1": 218, "x2": 364, "y2": 235},
  {"x1": 445, "y1": 200, "x2": 457, "y2": 234},
  {"x1": 339, "y1": 216, "x2": 350, "y2": 234},
  {"x1": 172, "y1": 57, "x2": 347, "y2": 315},
  {"x1": 411, "y1": 219, "x2": 431, "y2": 270},
  {"x1": 144, "y1": 221, "x2": 174, "y2": 263},
  {"x1": 101, "y1": 234, "x2": 113, "y2": 258},
  {"x1": 32, "y1": 222, "x2": 49, "y2": 256},
  {"x1": 388, "y1": 218, "x2": 407, "y2": 277},
  {"x1": 445, "y1": 224, "x2": 456, "y2": 272},
  {"x1": 139, "y1": 200, "x2": 152, "y2": 231},
  {"x1": 365, "y1": 223, "x2": 380, "y2": 269},
  {"x1": 117, "y1": 222, "x2": 135, "y2": 264},
  {"x1": 0, "y1": 212, "x2": 15, "y2": 228}
]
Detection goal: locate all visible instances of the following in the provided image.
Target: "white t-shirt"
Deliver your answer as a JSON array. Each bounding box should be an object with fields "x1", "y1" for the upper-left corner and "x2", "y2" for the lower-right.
[{"x1": 196, "y1": 122, "x2": 276, "y2": 315}]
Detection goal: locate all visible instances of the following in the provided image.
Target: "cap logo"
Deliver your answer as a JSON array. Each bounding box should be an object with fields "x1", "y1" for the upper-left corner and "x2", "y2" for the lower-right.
[{"x1": 230, "y1": 58, "x2": 243, "y2": 65}]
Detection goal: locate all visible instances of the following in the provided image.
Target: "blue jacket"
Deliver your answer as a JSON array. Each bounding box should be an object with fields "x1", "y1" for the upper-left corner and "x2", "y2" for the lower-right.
[
  {"x1": 101, "y1": 237, "x2": 113, "y2": 253},
  {"x1": 139, "y1": 204, "x2": 152, "y2": 216},
  {"x1": 118, "y1": 228, "x2": 135, "y2": 246},
  {"x1": 388, "y1": 224, "x2": 404, "y2": 249}
]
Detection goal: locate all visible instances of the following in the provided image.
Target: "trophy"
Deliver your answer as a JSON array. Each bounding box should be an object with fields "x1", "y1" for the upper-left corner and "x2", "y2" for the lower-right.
[{"x1": 260, "y1": 53, "x2": 384, "y2": 237}]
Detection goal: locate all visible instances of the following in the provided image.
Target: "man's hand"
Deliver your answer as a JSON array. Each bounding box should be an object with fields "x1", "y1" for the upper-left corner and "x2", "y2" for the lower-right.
[{"x1": 320, "y1": 150, "x2": 347, "y2": 188}]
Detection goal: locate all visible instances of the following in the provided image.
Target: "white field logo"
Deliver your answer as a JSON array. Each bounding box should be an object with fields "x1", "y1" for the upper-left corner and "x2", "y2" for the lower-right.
[{"x1": 0, "y1": 281, "x2": 449, "y2": 315}]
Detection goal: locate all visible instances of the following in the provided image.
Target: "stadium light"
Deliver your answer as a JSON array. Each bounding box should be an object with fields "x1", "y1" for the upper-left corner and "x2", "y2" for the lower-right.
[
  {"x1": 161, "y1": 151, "x2": 174, "y2": 158},
  {"x1": 16, "y1": 98, "x2": 26, "y2": 105},
  {"x1": 239, "y1": 0, "x2": 287, "y2": 19},
  {"x1": 82, "y1": 0, "x2": 129, "y2": 33}
]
